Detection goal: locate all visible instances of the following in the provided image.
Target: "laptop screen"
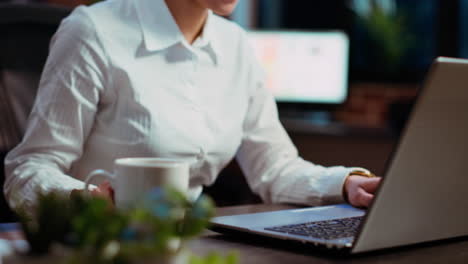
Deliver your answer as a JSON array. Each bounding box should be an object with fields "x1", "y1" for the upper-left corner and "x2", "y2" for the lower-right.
[{"x1": 247, "y1": 30, "x2": 349, "y2": 104}]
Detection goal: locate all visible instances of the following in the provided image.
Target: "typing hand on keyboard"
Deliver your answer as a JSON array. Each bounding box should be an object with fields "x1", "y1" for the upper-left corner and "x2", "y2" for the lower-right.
[{"x1": 344, "y1": 175, "x2": 382, "y2": 208}]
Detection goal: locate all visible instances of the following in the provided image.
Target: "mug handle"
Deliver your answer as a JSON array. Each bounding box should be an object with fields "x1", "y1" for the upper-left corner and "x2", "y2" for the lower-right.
[{"x1": 84, "y1": 169, "x2": 115, "y2": 196}]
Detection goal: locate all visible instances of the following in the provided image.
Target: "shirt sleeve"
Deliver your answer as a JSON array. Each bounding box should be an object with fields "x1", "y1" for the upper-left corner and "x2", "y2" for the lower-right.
[
  {"x1": 3, "y1": 7, "x2": 107, "y2": 211},
  {"x1": 235, "y1": 45, "x2": 363, "y2": 206}
]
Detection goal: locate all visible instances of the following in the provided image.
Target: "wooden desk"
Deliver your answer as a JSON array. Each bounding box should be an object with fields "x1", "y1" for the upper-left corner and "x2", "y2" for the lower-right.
[{"x1": 191, "y1": 204, "x2": 468, "y2": 264}]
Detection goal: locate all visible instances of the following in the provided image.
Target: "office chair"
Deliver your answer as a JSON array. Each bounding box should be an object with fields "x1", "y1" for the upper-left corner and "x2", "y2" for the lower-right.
[{"x1": 0, "y1": 3, "x2": 71, "y2": 222}]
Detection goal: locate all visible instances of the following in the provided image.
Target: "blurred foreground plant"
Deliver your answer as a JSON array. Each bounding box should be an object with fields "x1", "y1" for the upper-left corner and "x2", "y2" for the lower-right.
[{"x1": 19, "y1": 187, "x2": 237, "y2": 264}]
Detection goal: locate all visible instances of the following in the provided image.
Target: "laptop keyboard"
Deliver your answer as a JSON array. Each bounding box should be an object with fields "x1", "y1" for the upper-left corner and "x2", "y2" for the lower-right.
[{"x1": 265, "y1": 216, "x2": 362, "y2": 240}]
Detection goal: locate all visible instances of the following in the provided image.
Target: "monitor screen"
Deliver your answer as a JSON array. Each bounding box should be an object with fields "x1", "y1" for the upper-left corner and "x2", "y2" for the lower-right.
[{"x1": 247, "y1": 30, "x2": 349, "y2": 104}]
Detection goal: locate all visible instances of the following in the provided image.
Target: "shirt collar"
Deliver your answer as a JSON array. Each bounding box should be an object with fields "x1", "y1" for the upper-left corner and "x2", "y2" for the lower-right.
[
  {"x1": 135, "y1": 0, "x2": 183, "y2": 51},
  {"x1": 135, "y1": 0, "x2": 222, "y2": 64},
  {"x1": 195, "y1": 10, "x2": 222, "y2": 65}
]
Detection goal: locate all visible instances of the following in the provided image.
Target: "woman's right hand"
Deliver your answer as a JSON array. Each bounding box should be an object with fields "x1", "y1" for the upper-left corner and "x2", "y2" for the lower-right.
[{"x1": 71, "y1": 180, "x2": 115, "y2": 204}]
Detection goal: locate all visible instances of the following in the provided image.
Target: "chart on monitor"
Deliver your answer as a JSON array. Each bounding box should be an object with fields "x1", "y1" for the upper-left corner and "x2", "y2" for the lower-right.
[{"x1": 247, "y1": 30, "x2": 349, "y2": 107}]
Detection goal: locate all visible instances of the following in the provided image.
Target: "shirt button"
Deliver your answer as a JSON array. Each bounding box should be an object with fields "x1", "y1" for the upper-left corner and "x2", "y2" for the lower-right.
[
  {"x1": 191, "y1": 105, "x2": 200, "y2": 112},
  {"x1": 197, "y1": 148, "x2": 204, "y2": 160}
]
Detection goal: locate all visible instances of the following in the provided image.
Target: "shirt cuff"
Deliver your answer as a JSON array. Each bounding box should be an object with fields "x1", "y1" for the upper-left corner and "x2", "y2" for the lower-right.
[
  {"x1": 271, "y1": 164, "x2": 370, "y2": 206},
  {"x1": 322, "y1": 167, "x2": 355, "y2": 204},
  {"x1": 299, "y1": 166, "x2": 372, "y2": 205},
  {"x1": 7, "y1": 173, "x2": 96, "y2": 212}
]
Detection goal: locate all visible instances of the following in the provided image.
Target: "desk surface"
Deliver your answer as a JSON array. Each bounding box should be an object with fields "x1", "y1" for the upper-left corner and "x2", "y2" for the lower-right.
[
  {"x1": 192, "y1": 204, "x2": 468, "y2": 264},
  {"x1": 2, "y1": 204, "x2": 468, "y2": 263}
]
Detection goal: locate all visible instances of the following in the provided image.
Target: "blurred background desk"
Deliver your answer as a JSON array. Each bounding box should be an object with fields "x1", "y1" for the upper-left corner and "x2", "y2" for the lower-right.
[
  {"x1": 205, "y1": 117, "x2": 399, "y2": 207},
  {"x1": 282, "y1": 117, "x2": 396, "y2": 176}
]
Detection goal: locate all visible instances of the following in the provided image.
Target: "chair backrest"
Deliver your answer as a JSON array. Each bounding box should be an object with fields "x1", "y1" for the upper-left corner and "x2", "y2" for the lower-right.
[{"x1": 0, "y1": 3, "x2": 71, "y2": 222}]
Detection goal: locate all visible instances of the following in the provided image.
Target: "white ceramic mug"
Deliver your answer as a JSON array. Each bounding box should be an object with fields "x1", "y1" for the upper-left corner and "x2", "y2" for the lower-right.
[{"x1": 85, "y1": 157, "x2": 189, "y2": 208}]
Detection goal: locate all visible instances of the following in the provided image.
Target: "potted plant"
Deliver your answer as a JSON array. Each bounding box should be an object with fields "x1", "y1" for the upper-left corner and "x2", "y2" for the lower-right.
[{"x1": 350, "y1": 0, "x2": 413, "y2": 77}]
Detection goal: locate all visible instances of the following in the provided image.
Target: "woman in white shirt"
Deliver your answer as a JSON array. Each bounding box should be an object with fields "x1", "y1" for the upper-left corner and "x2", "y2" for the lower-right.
[{"x1": 4, "y1": 0, "x2": 381, "y2": 211}]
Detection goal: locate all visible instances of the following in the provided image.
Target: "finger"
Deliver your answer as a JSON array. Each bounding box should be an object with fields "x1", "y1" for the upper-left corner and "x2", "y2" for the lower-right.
[
  {"x1": 361, "y1": 177, "x2": 382, "y2": 194},
  {"x1": 98, "y1": 180, "x2": 111, "y2": 189},
  {"x1": 90, "y1": 184, "x2": 111, "y2": 198},
  {"x1": 99, "y1": 181, "x2": 115, "y2": 203},
  {"x1": 90, "y1": 187, "x2": 104, "y2": 196},
  {"x1": 356, "y1": 188, "x2": 374, "y2": 208},
  {"x1": 101, "y1": 185, "x2": 112, "y2": 197},
  {"x1": 104, "y1": 185, "x2": 115, "y2": 203}
]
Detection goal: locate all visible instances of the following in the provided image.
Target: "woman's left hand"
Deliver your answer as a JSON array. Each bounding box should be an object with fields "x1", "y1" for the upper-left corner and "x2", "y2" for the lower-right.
[
  {"x1": 344, "y1": 176, "x2": 382, "y2": 208},
  {"x1": 71, "y1": 181, "x2": 115, "y2": 204}
]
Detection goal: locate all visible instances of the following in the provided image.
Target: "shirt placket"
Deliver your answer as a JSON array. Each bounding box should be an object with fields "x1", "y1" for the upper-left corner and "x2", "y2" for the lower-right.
[{"x1": 185, "y1": 49, "x2": 207, "y2": 167}]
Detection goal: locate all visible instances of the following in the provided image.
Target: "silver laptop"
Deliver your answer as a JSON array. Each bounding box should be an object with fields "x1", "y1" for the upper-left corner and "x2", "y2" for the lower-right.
[{"x1": 210, "y1": 57, "x2": 468, "y2": 254}]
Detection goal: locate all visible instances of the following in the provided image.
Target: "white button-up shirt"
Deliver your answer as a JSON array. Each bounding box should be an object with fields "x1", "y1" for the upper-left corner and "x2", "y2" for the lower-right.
[{"x1": 4, "y1": 0, "x2": 360, "y2": 210}]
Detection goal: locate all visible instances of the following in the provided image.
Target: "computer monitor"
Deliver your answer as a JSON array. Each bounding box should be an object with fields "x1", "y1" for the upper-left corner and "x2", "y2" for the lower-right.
[{"x1": 247, "y1": 30, "x2": 349, "y2": 106}]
